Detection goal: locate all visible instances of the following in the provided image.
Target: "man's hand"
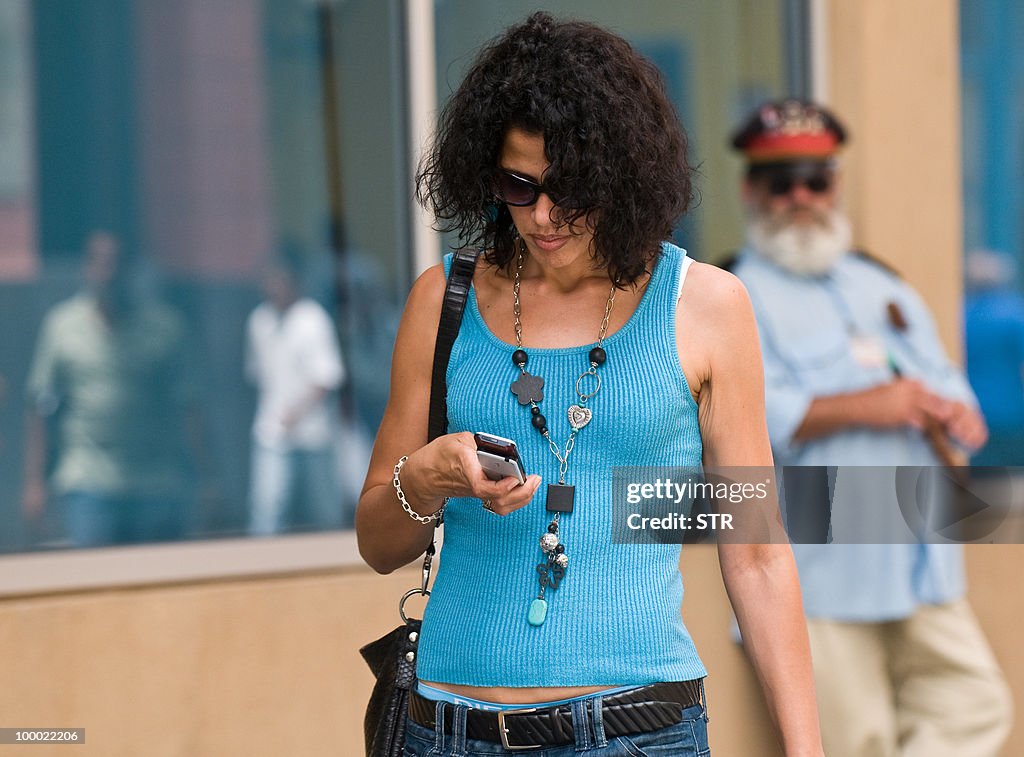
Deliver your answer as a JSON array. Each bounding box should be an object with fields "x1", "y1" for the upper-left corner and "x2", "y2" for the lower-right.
[
  {"x1": 860, "y1": 379, "x2": 951, "y2": 431},
  {"x1": 795, "y1": 379, "x2": 973, "y2": 444},
  {"x1": 942, "y1": 401, "x2": 988, "y2": 451}
]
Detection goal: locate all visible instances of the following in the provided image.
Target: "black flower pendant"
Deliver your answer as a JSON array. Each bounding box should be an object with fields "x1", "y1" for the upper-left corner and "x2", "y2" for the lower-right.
[{"x1": 511, "y1": 371, "x2": 544, "y2": 405}]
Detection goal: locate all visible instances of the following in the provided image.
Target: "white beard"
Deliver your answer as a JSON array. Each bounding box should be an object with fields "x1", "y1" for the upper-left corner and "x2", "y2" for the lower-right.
[{"x1": 746, "y1": 208, "x2": 852, "y2": 276}]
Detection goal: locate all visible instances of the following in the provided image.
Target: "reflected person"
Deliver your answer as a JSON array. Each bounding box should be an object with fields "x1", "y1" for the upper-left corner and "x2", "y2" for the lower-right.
[
  {"x1": 245, "y1": 250, "x2": 346, "y2": 534},
  {"x1": 22, "y1": 230, "x2": 199, "y2": 547}
]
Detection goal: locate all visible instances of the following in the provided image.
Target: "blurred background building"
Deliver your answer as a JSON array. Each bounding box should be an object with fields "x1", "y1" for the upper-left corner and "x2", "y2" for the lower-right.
[{"x1": 0, "y1": 1, "x2": 1021, "y2": 755}]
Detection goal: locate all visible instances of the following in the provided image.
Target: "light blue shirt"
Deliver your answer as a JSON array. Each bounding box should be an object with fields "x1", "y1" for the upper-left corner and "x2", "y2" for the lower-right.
[{"x1": 733, "y1": 249, "x2": 976, "y2": 621}]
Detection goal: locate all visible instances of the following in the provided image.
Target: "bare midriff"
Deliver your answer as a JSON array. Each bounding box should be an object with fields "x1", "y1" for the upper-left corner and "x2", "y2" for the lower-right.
[{"x1": 419, "y1": 681, "x2": 616, "y2": 705}]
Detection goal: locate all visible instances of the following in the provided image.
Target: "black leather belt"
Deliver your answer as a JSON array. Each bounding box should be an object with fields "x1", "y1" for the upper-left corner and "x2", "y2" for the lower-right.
[{"x1": 408, "y1": 679, "x2": 702, "y2": 750}]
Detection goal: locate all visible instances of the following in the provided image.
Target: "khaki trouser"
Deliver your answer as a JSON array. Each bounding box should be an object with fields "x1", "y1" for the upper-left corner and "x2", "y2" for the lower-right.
[{"x1": 808, "y1": 600, "x2": 1013, "y2": 757}]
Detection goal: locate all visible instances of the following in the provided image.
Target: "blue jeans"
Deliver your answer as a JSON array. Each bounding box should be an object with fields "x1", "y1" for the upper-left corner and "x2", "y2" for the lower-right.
[
  {"x1": 248, "y1": 443, "x2": 346, "y2": 535},
  {"x1": 402, "y1": 701, "x2": 711, "y2": 756},
  {"x1": 61, "y1": 491, "x2": 187, "y2": 547}
]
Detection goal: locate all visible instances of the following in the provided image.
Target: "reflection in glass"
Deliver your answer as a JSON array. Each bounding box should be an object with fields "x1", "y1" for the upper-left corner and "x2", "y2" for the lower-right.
[
  {"x1": 960, "y1": 0, "x2": 1024, "y2": 469},
  {"x1": 246, "y1": 247, "x2": 348, "y2": 534},
  {"x1": 22, "y1": 231, "x2": 203, "y2": 548},
  {"x1": 1, "y1": 1, "x2": 801, "y2": 553},
  {"x1": 2, "y1": 0, "x2": 407, "y2": 553}
]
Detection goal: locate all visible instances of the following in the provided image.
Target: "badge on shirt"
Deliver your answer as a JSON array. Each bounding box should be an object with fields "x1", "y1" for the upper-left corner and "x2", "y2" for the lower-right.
[{"x1": 849, "y1": 334, "x2": 888, "y2": 369}]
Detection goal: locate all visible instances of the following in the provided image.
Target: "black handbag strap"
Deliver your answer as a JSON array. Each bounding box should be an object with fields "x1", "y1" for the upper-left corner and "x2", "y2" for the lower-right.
[
  {"x1": 415, "y1": 247, "x2": 479, "y2": 581},
  {"x1": 427, "y1": 247, "x2": 480, "y2": 443}
]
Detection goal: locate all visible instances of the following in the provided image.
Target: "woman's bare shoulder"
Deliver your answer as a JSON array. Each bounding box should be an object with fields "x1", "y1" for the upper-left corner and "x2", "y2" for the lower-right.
[
  {"x1": 680, "y1": 261, "x2": 752, "y2": 316},
  {"x1": 400, "y1": 256, "x2": 496, "y2": 342},
  {"x1": 405, "y1": 263, "x2": 447, "y2": 317},
  {"x1": 680, "y1": 261, "x2": 757, "y2": 339},
  {"x1": 408, "y1": 254, "x2": 499, "y2": 306}
]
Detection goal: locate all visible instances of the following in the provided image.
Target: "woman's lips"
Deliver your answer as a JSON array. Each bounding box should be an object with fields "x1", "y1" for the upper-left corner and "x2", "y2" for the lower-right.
[{"x1": 530, "y1": 234, "x2": 569, "y2": 251}]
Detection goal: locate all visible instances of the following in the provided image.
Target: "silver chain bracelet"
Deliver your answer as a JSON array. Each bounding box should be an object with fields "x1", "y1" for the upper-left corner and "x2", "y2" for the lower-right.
[{"x1": 393, "y1": 455, "x2": 446, "y2": 524}]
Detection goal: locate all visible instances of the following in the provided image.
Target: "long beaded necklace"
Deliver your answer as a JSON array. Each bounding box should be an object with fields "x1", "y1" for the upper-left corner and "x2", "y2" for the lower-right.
[{"x1": 508, "y1": 243, "x2": 617, "y2": 626}]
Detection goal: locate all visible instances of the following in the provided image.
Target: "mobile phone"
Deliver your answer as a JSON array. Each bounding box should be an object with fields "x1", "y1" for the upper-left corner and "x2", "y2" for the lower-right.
[{"x1": 474, "y1": 432, "x2": 527, "y2": 485}]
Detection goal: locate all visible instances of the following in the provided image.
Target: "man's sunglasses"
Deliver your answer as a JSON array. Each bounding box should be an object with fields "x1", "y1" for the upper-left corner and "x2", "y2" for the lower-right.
[
  {"x1": 761, "y1": 169, "x2": 834, "y2": 197},
  {"x1": 493, "y1": 169, "x2": 564, "y2": 207}
]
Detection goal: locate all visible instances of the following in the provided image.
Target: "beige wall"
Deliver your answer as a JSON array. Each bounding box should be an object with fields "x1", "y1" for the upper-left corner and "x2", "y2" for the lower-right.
[
  {"x1": 826, "y1": 0, "x2": 965, "y2": 359},
  {"x1": 0, "y1": 567, "x2": 403, "y2": 757},
  {"x1": 0, "y1": 547, "x2": 1020, "y2": 757}
]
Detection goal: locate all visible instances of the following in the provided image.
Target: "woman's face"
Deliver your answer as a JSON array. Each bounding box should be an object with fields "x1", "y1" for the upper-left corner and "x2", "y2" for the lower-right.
[{"x1": 497, "y1": 127, "x2": 596, "y2": 271}]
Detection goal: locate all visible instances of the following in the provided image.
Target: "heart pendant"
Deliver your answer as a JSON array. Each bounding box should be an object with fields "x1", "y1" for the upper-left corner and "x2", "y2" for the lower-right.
[{"x1": 567, "y1": 404, "x2": 592, "y2": 431}]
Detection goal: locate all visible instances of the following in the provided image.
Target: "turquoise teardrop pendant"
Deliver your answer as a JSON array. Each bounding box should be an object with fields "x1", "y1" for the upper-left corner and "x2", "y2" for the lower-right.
[{"x1": 527, "y1": 598, "x2": 548, "y2": 626}]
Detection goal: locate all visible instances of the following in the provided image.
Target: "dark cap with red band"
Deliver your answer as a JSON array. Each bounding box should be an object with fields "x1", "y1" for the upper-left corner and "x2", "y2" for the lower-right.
[{"x1": 731, "y1": 99, "x2": 847, "y2": 164}]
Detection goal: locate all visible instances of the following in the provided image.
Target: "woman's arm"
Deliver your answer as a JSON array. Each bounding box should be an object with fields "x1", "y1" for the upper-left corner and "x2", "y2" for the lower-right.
[
  {"x1": 355, "y1": 264, "x2": 541, "y2": 574},
  {"x1": 717, "y1": 543, "x2": 822, "y2": 757},
  {"x1": 678, "y1": 263, "x2": 824, "y2": 757}
]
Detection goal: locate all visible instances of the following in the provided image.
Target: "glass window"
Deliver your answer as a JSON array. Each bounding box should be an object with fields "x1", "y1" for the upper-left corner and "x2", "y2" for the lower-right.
[
  {"x1": 960, "y1": 0, "x2": 1024, "y2": 466},
  {"x1": 0, "y1": 0, "x2": 407, "y2": 554},
  {"x1": 0, "y1": 0, "x2": 809, "y2": 557}
]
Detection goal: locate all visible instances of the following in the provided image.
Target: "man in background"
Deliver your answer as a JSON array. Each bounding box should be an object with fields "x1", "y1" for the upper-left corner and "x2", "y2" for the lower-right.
[
  {"x1": 22, "y1": 230, "x2": 200, "y2": 546},
  {"x1": 246, "y1": 248, "x2": 346, "y2": 535},
  {"x1": 728, "y1": 99, "x2": 1012, "y2": 756}
]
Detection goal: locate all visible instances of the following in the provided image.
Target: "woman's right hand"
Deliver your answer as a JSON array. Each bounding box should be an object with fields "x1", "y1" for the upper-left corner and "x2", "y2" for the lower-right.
[
  {"x1": 357, "y1": 264, "x2": 543, "y2": 572},
  {"x1": 400, "y1": 431, "x2": 542, "y2": 518}
]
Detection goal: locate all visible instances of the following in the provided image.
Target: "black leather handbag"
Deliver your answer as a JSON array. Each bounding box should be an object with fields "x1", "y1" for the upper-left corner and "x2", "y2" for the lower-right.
[{"x1": 360, "y1": 248, "x2": 478, "y2": 757}]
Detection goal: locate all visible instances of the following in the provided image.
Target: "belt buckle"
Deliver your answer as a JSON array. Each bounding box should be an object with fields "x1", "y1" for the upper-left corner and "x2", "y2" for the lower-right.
[{"x1": 496, "y1": 707, "x2": 541, "y2": 750}]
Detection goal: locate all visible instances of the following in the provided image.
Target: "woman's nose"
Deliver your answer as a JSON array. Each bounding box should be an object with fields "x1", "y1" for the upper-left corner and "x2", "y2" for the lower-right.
[{"x1": 532, "y1": 192, "x2": 559, "y2": 227}]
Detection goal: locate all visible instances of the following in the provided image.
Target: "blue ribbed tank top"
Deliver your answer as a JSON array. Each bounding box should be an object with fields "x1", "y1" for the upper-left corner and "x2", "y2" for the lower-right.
[{"x1": 418, "y1": 241, "x2": 706, "y2": 687}]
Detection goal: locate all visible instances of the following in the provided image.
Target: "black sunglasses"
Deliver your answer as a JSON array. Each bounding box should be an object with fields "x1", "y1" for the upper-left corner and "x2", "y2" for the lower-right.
[
  {"x1": 494, "y1": 169, "x2": 564, "y2": 207},
  {"x1": 763, "y1": 170, "x2": 834, "y2": 197}
]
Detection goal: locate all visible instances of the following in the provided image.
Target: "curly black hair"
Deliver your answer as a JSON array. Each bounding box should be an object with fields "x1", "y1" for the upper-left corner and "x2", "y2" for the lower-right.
[{"x1": 415, "y1": 12, "x2": 693, "y2": 286}]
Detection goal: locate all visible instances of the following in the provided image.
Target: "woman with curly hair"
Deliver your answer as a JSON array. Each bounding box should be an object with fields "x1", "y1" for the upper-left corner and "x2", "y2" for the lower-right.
[{"x1": 357, "y1": 12, "x2": 824, "y2": 756}]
